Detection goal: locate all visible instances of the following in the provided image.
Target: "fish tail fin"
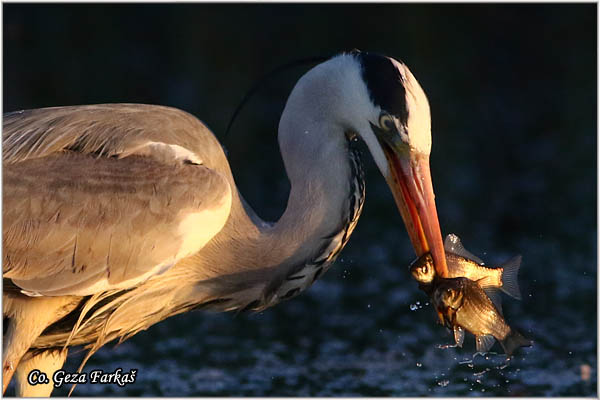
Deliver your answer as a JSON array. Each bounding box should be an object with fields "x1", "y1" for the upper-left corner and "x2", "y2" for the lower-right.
[
  {"x1": 500, "y1": 329, "x2": 532, "y2": 356},
  {"x1": 500, "y1": 255, "x2": 522, "y2": 300}
]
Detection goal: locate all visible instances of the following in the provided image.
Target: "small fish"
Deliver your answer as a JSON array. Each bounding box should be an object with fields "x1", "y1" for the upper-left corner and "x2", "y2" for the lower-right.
[
  {"x1": 432, "y1": 277, "x2": 532, "y2": 356},
  {"x1": 409, "y1": 233, "x2": 522, "y2": 300}
]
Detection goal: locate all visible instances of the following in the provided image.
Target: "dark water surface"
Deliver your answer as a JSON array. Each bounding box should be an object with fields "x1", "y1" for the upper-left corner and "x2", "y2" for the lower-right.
[{"x1": 4, "y1": 4, "x2": 597, "y2": 396}]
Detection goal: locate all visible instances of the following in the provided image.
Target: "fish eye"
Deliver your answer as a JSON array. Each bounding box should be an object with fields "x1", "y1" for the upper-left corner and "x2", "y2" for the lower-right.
[{"x1": 378, "y1": 113, "x2": 395, "y2": 131}]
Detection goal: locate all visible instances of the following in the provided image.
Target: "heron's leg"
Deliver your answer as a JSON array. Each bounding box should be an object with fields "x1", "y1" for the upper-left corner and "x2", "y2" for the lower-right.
[
  {"x1": 3, "y1": 315, "x2": 47, "y2": 394},
  {"x1": 3, "y1": 295, "x2": 80, "y2": 394},
  {"x1": 14, "y1": 349, "x2": 68, "y2": 397}
]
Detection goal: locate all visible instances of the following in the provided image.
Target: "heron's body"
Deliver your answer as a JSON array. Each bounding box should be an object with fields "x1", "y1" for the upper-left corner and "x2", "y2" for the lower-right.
[{"x1": 3, "y1": 52, "x2": 446, "y2": 396}]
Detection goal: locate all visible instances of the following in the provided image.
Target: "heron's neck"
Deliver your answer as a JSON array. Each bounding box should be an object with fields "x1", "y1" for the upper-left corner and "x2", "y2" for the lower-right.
[
  {"x1": 225, "y1": 120, "x2": 361, "y2": 272},
  {"x1": 272, "y1": 123, "x2": 358, "y2": 257},
  {"x1": 191, "y1": 125, "x2": 360, "y2": 301},
  {"x1": 183, "y1": 61, "x2": 366, "y2": 310},
  {"x1": 269, "y1": 60, "x2": 368, "y2": 261}
]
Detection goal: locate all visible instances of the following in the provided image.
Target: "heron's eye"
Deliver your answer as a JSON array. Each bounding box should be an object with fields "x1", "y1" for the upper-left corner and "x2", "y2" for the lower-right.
[{"x1": 378, "y1": 113, "x2": 395, "y2": 132}]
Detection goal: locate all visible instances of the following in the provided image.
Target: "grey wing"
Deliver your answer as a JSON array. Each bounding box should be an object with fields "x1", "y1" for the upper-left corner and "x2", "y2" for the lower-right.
[{"x1": 3, "y1": 104, "x2": 232, "y2": 296}]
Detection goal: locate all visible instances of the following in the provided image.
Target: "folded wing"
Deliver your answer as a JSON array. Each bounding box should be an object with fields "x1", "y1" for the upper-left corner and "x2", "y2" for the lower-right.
[{"x1": 3, "y1": 104, "x2": 232, "y2": 296}]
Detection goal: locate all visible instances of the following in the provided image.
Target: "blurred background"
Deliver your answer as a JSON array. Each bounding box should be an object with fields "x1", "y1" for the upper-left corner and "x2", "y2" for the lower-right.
[{"x1": 4, "y1": 4, "x2": 596, "y2": 396}]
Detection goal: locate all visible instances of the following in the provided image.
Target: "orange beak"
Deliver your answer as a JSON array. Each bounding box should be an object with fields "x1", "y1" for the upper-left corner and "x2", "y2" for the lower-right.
[{"x1": 382, "y1": 147, "x2": 448, "y2": 277}]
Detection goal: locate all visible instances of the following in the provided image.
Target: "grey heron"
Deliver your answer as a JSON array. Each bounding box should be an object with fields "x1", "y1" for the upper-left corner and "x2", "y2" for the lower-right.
[{"x1": 2, "y1": 51, "x2": 448, "y2": 396}]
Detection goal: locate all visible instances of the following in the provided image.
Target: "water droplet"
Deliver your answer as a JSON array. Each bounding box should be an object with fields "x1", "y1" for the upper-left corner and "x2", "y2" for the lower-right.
[
  {"x1": 410, "y1": 304, "x2": 418, "y2": 311},
  {"x1": 481, "y1": 388, "x2": 486, "y2": 392},
  {"x1": 416, "y1": 301, "x2": 420, "y2": 306},
  {"x1": 367, "y1": 304, "x2": 371, "y2": 309},
  {"x1": 416, "y1": 362, "x2": 422, "y2": 367},
  {"x1": 568, "y1": 351, "x2": 573, "y2": 355},
  {"x1": 437, "y1": 380, "x2": 449, "y2": 387},
  {"x1": 505, "y1": 379, "x2": 510, "y2": 383}
]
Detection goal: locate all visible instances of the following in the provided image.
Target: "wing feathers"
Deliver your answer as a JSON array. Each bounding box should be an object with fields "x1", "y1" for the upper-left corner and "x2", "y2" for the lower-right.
[
  {"x1": 3, "y1": 104, "x2": 220, "y2": 164},
  {"x1": 3, "y1": 104, "x2": 232, "y2": 296}
]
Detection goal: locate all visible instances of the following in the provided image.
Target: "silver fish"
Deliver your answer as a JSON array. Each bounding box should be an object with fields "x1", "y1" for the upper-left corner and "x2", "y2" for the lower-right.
[
  {"x1": 432, "y1": 277, "x2": 532, "y2": 356},
  {"x1": 409, "y1": 233, "x2": 522, "y2": 300}
]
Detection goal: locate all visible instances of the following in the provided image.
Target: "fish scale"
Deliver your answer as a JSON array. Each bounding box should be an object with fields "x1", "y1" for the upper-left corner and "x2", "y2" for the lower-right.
[
  {"x1": 458, "y1": 282, "x2": 510, "y2": 340},
  {"x1": 446, "y1": 254, "x2": 503, "y2": 288}
]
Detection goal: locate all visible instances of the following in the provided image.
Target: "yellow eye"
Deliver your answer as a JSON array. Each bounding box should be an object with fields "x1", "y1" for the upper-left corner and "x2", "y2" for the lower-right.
[
  {"x1": 379, "y1": 114, "x2": 395, "y2": 131},
  {"x1": 421, "y1": 265, "x2": 428, "y2": 274}
]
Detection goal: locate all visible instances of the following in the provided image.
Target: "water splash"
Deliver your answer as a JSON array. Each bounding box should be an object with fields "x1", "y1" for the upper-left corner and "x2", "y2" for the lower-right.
[
  {"x1": 473, "y1": 368, "x2": 491, "y2": 377},
  {"x1": 437, "y1": 343, "x2": 459, "y2": 350}
]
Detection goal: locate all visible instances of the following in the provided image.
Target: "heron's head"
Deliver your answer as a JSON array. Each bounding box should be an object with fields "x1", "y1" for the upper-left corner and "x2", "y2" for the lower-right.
[
  {"x1": 279, "y1": 51, "x2": 447, "y2": 275},
  {"x1": 352, "y1": 51, "x2": 447, "y2": 276}
]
